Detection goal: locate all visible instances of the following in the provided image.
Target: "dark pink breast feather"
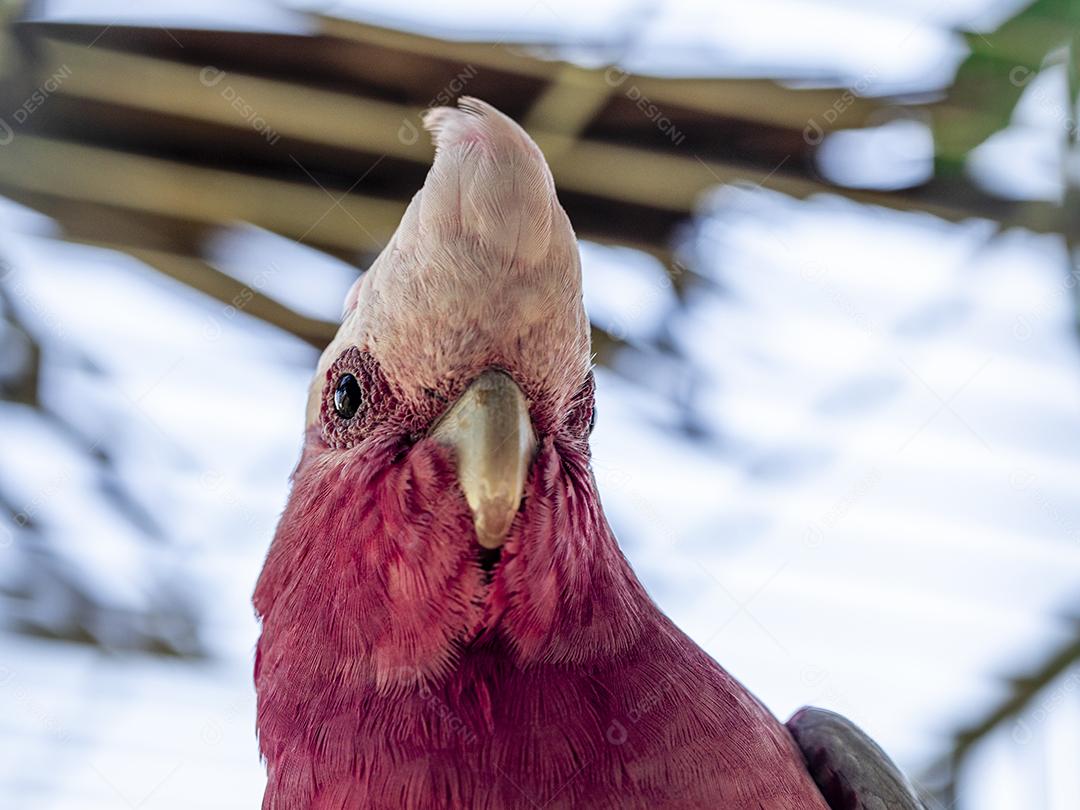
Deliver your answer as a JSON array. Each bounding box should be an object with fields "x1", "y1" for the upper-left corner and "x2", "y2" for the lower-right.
[{"x1": 255, "y1": 435, "x2": 830, "y2": 810}]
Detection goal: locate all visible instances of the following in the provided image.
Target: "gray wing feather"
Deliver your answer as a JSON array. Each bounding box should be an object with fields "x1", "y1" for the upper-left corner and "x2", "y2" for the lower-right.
[{"x1": 787, "y1": 707, "x2": 926, "y2": 810}]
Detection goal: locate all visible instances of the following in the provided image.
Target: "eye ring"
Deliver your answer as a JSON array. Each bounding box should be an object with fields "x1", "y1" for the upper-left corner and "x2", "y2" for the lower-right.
[{"x1": 333, "y1": 373, "x2": 363, "y2": 419}]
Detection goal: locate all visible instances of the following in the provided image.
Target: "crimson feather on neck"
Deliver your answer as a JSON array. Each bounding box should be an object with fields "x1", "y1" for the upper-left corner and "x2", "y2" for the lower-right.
[{"x1": 254, "y1": 427, "x2": 649, "y2": 697}]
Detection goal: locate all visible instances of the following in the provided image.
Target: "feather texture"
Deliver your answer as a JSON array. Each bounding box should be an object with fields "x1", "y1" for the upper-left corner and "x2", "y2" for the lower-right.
[
  {"x1": 256, "y1": 431, "x2": 829, "y2": 809},
  {"x1": 306, "y1": 97, "x2": 588, "y2": 428},
  {"x1": 257, "y1": 98, "x2": 831, "y2": 809}
]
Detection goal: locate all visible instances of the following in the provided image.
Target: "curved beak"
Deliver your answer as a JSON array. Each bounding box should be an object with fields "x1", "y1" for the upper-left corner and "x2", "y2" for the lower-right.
[{"x1": 430, "y1": 370, "x2": 536, "y2": 549}]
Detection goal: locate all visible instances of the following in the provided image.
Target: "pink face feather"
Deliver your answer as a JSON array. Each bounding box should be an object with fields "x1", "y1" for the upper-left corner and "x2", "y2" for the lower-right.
[{"x1": 254, "y1": 98, "x2": 829, "y2": 810}]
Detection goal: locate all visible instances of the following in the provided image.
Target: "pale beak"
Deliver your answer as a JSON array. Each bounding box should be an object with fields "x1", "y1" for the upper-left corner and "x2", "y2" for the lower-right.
[{"x1": 430, "y1": 370, "x2": 537, "y2": 549}]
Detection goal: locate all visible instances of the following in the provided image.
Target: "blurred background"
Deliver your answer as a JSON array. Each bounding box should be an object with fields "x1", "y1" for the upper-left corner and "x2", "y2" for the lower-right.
[{"x1": 1, "y1": 0, "x2": 1078, "y2": 807}]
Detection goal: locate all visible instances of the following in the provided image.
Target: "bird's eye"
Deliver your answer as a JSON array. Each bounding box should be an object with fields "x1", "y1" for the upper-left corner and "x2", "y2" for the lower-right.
[
  {"x1": 333, "y1": 373, "x2": 363, "y2": 419},
  {"x1": 588, "y1": 403, "x2": 597, "y2": 435}
]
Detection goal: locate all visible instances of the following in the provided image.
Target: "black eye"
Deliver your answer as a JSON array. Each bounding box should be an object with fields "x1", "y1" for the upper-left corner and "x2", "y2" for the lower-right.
[
  {"x1": 588, "y1": 402, "x2": 597, "y2": 435},
  {"x1": 333, "y1": 373, "x2": 363, "y2": 419}
]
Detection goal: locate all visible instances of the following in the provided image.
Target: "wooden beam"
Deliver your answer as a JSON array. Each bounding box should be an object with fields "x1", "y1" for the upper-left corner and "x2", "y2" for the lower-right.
[
  {"x1": 0, "y1": 137, "x2": 687, "y2": 276},
  {"x1": 0, "y1": 135, "x2": 405, "y2": 252},
  {"x1": 35, "y1": 37, "x2": 432, "y2": 163},
  {"x1": 317, "y1": 15, "x2": 887, "y2": 131},
  {"x1": 30, "y1": 38, "x2": 1063, "y2": 233},
  {"x1": 523, "y1": 62, "x2": 613, "y2": 158}
]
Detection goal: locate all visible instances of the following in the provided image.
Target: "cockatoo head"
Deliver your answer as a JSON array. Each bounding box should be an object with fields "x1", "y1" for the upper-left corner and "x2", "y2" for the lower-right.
[
  {"x1": 255, "y1": 99, "x2": 641, "y2": 703},
  {"x1": 305, "y1": 97, "x2": 592, "y2": 548}
]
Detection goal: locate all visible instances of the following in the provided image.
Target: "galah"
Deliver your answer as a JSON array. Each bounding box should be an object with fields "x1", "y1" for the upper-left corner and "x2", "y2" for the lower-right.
[{"x1": 254, "y1": 97, "x2": 924, "y2": 810}]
